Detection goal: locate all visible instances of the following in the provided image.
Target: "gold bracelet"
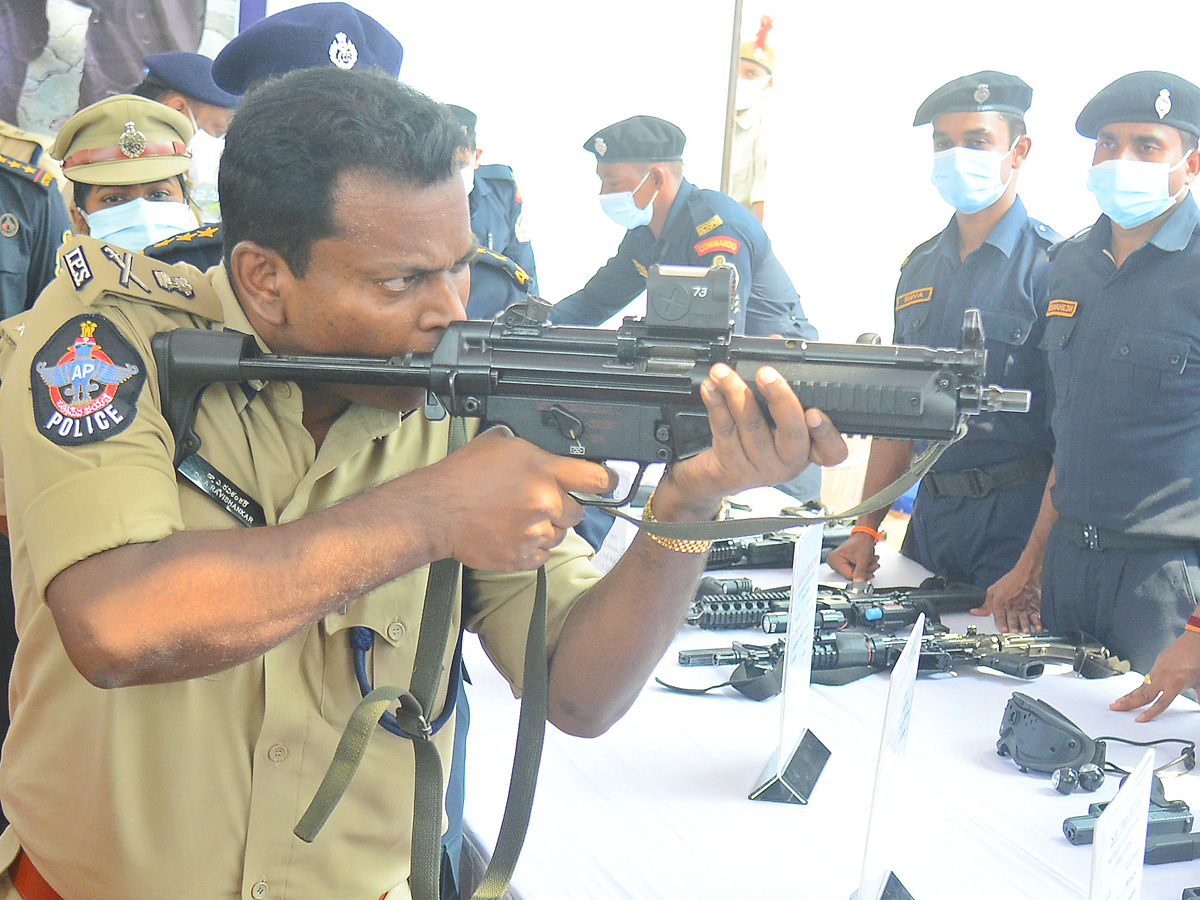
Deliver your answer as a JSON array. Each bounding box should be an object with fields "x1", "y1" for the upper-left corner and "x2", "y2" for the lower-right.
[{"x1": 642, "y1": 491, "x2": 727, "y2": 554}]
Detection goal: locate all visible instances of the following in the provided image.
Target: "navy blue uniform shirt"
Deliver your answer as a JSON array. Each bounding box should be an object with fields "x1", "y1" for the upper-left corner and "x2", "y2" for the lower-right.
[
  {"x1": 551, "y1": 179, "x2": 815, "y2": 338},
  {"x1": 0, "y1": 152, "x2": 71, "y2": 317},
  {"x1": 465, "y1": 163, "x2": 537, "y2": 320},
  {"x1": 1042, "y1": 195, "x2": 1200, "y2": 539},
  {"x1": 144, "y1": 223, "x2": 224, "y2": 271},
  {"x1": 894, "y1": 197, "x2": 1059, "y2": 586},
  {"x1": 895, "y1": 196, "x2": 1059, "y2": 471}
]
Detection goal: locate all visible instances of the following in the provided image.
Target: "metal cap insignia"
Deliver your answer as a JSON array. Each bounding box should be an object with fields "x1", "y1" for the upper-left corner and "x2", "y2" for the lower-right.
[
  {"x1": 974, "y1": 84, "x2": 990, "y2": 104},
  {"x1": 1156, "y1": 88, "x2": 1172, "y2": 120},
  {"x1": 118, "y1": 121, "x2": 147, "y2": 158},
  {"x1": 594, "y1": 137, "x2": 607, "y2": 157},
  {"x1": 329, "y1": 31, "x2": 359, "y2": 69}
]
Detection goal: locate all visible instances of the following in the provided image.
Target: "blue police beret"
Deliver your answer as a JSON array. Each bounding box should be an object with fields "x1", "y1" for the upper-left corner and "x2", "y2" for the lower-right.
[
  {"x1": 143, "y1": 51, "x2": 240, "y2": 108},
  {"x1": 212, "y1": 2, "x2": 402, "y2": 95},
  {"x1": 583, "y1": 115, "x2": 685, "y2": 163},
  {"x1": 913, "y1": 71, "x2": 1032, "y2": 126},
  {"x1": 1076, "y1": 71, "x2": 1200, "y2": 139}
]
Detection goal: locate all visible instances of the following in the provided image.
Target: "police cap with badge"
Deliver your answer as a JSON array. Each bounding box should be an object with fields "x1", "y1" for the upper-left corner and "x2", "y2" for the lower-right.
[
  {"x1": 142, "y1": 51, "x2": 240, "y2": 110},
  {"x1": 212, "y1": 1, "x2": 403, "y2": 95},
  {"x1": 49, "y1": 94, "x2": 194, "y2": 186},
  {"x1": 1075, "y1": 70, "x2": 1200, "y2": 138},
  {"x1": 913, "y1": 70, "x2": 1033, "y2": 126},
  {"x1": 583, "y1": 115, "x2": 686, "y2": 163}
]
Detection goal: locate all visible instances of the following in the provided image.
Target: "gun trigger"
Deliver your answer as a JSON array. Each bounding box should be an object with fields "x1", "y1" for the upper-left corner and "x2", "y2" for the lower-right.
[{"x1": 424, "y1": 391, "x2": 447, "y2": 422}]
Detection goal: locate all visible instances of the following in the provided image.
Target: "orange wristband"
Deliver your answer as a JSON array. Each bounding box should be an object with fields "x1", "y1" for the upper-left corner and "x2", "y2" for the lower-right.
[
  {"x1": 850, "y1": 524, "x2": 886, "y2": 543},
  {"x1": 1185, "y1": 615, "x2": 1200, "y2": 635}
]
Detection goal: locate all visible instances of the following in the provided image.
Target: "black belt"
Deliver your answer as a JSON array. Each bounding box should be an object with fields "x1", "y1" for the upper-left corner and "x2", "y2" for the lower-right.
[
  {"x1": 1059, "y1": 518, "x2": 1196, "y2": 552},
  {"x1": 923, "y1": 455, "x2": 1051, "y2": 500}
]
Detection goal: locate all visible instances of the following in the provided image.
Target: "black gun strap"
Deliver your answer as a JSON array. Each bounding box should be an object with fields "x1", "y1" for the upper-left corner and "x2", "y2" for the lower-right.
[{"x1": 609, "y1": 426, "x2": 961, "y2": 542}]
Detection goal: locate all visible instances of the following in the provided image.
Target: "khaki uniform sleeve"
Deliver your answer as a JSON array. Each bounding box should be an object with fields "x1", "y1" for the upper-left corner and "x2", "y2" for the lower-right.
[
  {"x1": 0, "y1": 236, "x2": 220, "y2": 597},
  {"x1": 463, "y1": 530, "x2": 602, "y2": 696}
]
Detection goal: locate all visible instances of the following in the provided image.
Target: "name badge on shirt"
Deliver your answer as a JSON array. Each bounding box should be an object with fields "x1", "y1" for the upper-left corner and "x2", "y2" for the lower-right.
[
  {"x1": 1047, "y1": 299, "x2": 1078, "y2": 318},
  {"x1": 896, "y1": 287, "x2": 933, "y2": 311},
  {"x1": 695, "y1": 214, "x2": 723, "y2": 236}
]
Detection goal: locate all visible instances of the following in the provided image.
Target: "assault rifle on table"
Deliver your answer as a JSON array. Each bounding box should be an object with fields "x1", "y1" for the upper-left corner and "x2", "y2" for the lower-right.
[
  {"x1": 686, "y1": 574, "x2": 984, "y2": 632},
  {"x1": 151, "y1": 264, "x2": 1031, "y2": 508},
  {"x1": 671, "y1": 621, "x2": 1129, "y2": 696},
  {"x1": 706, "y1": 521, "x2": 855, "y2": 569}
]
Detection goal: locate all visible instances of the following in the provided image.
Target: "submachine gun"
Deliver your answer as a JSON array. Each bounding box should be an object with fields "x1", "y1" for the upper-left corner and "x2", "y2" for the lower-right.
[
  {"x1": 673, "y1": 618, "x2": 1129, "y2": 696},
  {"x1": 151, "y1": 264, "x2": 1031, "y2": 507}
]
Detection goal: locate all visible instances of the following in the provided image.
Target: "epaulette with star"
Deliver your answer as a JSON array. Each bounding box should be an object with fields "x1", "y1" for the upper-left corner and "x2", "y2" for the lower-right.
[
  {"x1": 144, "y1": 223, "x2": 223, "y2": 269},
  {"x1": 0, "y1": 151, "x2": 56, "y2": 189}
]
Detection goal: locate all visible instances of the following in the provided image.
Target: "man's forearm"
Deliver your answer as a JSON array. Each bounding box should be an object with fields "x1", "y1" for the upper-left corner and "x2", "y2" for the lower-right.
[
  {"x1": 45, "y1": 470, "x2": 451, "y2": 688},
  {"x1": 855, "y1": 438, "x2": 916, "y2": 530},
  {"x1": 1014, "y1": 465, "x2": 1057, "y2": 577},
  {"x1": 546, "y1": 487, "x2": 719, "y2": 737}
]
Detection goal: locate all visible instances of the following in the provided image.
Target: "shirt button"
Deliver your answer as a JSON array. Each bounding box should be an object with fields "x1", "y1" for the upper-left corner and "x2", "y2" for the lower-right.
[
  {"x1": 1119, "y1": 345, "x2": 1130, "y2": 356},
  {"x1": 251, "y1": 881, "x2": 269, "y2": 899},
  {"x1": 267, "y1": 744, "x2": 288, "y2": 763},
  {"x1": 386, "y1": 621, "x2": 406, "y2": 642},
  {"x1": 1170, "y1": 354, "x2": 1181, "y2": 366},
  {"x1": 1059, "y1": 337, "x2": 1067, "y2": 347},
  {"x1": 1011, "y1": 329, "x2": 1023, "y2": 340}
]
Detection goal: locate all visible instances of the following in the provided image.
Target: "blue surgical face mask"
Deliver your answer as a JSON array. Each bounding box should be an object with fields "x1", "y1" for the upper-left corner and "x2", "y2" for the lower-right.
[
  {"x1": 82, "y1": 196, "x2": 199, "y2": 251},
  {"x1": 930, "y1": 143, "x2": 1016, "y2": 214},
  {"x1": 1086, "y1": 154, "x2": 1191, "y2": 230},
  {"x1": 599, "y1": 171, "x2": 657, "y2": 229}
]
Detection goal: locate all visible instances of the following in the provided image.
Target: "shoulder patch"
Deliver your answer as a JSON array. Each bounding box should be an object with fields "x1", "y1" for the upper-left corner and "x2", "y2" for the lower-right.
[
  {"x1": 55, "y1": 235, "x2": 223, "y2": 320},
  {"x1": 31, "y1": 314, "x2": 146, "y2": 446},
  {"x1": 695, "y1": 214, "x2": 723, "y2": 237},
  {"x1": 896, "y1": 287, "x2": 933, "y2": 311},
  {"x1": 694, "y1": 235, "x2": 741, "y2": 256},
  {"x1": 0, "y1": 151, "x2": 54, "y2": 188},
  {"x1": 1046, "y1": 299, "x2": 1078, "y2": 318}
]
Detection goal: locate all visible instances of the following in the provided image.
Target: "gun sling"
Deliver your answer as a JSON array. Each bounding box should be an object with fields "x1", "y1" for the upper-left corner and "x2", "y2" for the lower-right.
[{"x1": 923, "y1": 454, "x2": 1051, "y2": 500}]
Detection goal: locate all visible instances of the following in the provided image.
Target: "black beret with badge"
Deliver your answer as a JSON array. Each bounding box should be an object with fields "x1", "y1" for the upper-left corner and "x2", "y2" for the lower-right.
[
  {"x1": 1075, "y1": 70, "x2": 1200, "y2": 139},
  {"x1": 212, "y1": 1, "x2": 403, "y2": 95},
  {"x1": 583, "y1": 115, "x2": 686, "y2": 163},
  {"x1": 913, "y1": 70, "x2": 1033, "y2": 126}
]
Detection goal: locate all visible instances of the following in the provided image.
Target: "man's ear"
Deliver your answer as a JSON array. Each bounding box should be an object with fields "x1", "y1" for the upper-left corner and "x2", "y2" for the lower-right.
[
  {"x1": 1011, "y1": 134, "x2": 1033, "y2": 169},
  {"x1": 230, "y1": 241, "x2": 291, "y2": 328}
]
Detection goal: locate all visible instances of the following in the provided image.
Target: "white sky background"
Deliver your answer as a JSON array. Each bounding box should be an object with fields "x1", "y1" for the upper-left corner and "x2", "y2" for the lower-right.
[{"x1": 264, "y1": 0, "x2": 1200, "y2": 342}]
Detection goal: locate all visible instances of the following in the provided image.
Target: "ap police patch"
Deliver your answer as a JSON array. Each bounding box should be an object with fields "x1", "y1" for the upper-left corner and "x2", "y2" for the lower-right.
[{"x1": 31, "y1": 314, "x2": 145, "y2": 446}]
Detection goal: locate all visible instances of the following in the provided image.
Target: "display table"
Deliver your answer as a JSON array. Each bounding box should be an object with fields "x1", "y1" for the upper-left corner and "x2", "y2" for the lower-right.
[{"x1": 461, "y1": 543, "x2": 1200, "y2": 900}]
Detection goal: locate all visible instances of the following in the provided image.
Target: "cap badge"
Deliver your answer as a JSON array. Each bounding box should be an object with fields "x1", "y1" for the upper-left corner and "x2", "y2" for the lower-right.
[
  {"x1": 118, "y1": 121, "x2": 147, "y2": 158},
  {"x1": 329, "y1": 31, "x2": 359, "y2": 69},
  {"x1": 594, "y1": 137, "x2": 607, "y2": 157},
  {"x1": 973, "y1": 84, "x2": 990, "y2": 104},
  {"x1": 1156, "y1": 88, "x2": 1172, "y2": 120}
]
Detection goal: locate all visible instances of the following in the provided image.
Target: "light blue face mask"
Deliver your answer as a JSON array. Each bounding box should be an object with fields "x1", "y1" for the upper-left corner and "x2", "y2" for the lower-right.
[
  {"x1": 83, "y1": 196, "x2": 199, "y2": 251},
  {"x1": 1086, "y1": 154, "x2": 1190, "y2": 230},
  {"x1": 930, "y1": 143, "x2": 1015, "y2": 214},
  {"x1": 599, "y1": 171, "x2": 657, "y2": 229}
]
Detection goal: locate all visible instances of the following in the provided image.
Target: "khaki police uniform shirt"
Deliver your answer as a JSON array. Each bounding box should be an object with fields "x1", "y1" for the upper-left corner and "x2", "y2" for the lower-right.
[
  {"x1": 0, "y1": 236, "x2": 603, "y2": 900},
  {"x1": 729, "y1": 106, "x2": 767, "y2": 210}
]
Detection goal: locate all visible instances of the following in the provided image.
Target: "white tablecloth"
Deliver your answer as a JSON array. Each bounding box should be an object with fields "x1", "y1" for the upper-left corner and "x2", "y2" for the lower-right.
[{"x1": 461, "y1": 539, "x2": 1200, "y2": 900}]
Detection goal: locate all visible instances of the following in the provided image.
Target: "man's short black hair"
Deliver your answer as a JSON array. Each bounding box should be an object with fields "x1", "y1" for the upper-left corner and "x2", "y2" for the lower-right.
[
  {"x1": 219, "y1": 67, "x2": 467, "y2": 278},
  {"x1": 131, "y1": 77, "x2": 174, "y2": 103},
  {"x1": 998, "y1": 113, "x2": 1026, "y2": 146}
]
